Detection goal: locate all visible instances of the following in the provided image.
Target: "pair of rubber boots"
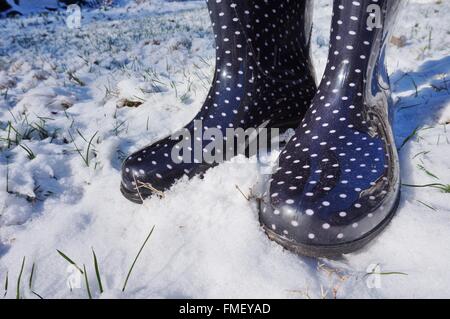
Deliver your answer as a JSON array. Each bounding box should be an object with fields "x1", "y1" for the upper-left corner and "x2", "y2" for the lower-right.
[{"x1": 120, "y1": 0, "x2": 404, "y2": 257}]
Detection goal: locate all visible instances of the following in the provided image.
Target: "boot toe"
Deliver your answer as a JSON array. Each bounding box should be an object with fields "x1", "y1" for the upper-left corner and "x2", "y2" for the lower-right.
[
  {"x1": 121, "y1": 152, "x2": 160, "y2": 202},
  {"x1": 260, "y1": 132, "x2": 400, "y2": 257},
  {"x1": 120, "y1": 138, "x2": 184, "y2": 202}
]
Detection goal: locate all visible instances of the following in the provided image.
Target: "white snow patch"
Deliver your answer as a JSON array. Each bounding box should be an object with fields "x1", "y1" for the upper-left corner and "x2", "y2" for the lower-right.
[{"x1": 0, "y1": 0, "x2": 449, "y2": 299}]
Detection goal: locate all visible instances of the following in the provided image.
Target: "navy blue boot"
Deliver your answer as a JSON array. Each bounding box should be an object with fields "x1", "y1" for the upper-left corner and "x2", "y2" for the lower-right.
[
  {"x1": 260, "y1": 0, "x2": 404, "y2": 257},
  {"x1": 121, "y1": 0, "x2": 317, "y2": 203}
]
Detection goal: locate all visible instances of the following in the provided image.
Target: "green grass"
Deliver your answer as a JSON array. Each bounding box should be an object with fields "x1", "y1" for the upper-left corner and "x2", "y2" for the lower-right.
[
  {"x1": 412, "y1": 150, "x2": 430, "y2": 159},
  {"x1": 67, "y1": 70, "x2": 85, "y2": 86},
  {"x1": 18, "y1": 143, "x2": 36, "y2": 160},
  {"x1": 57, "y1": 250, "x2": 84, "y2": 274},
  {"x1": 53, "y1": 226, "x2": 156, "y2": 297},
  {"x1": 417, "y1": 200, "x2": 438, "y2": 212},
  {"x1": 3, "y1": 271, "x2": 8, "y2": 297},
  {"x1": 365, "y1": 271, "x2": 408, "y2": 277},
  {"x1": 83, "y1": 264, "x2": 92, "y2": 299},
  {"x1": 113, "y1": 119, "x2": 128, "y2": 136},
  {"x1": 16, "y1": 257, "x2": 26, "y2": 299},
  {"x1": 92, "y1": 248, "x2": 104, "y2": 294},
  {"x1": 399, "y1": 126, "x2": 421, "y2": 150},
  {"x1": 5, "y1": 156, "x2": 10, "y2": 193},
  {"x1": 28, "y1": 262, "x2": 35, "y2": 290},
  {"x1": 68, "y1": 130, "x2": 98, "y2": 167},
  {"x1": 364, "y1": 263, "x2": 408, "y2": 278},
  {"x1": 417, "y1": 164, "x2": 439, "y2": 179},
  {"x1": 122, "y1": 225, "x2": 156, "y2": 292},
  {"x1": 28, "y1": 263, "x2": 44, "y2": 299},
  {"x1": 402, "y1": 183, "x2": 450, "y2": 193}
]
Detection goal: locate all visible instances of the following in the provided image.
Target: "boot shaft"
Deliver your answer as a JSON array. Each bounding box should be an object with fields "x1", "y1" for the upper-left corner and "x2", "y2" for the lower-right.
[
  {"x1": 207, "y1": 0, "x2": 315, "y2": 83},
  {"x1": 320, "y1": 0, "x2": 405, "y2": 125},
  {"x1": 324, "y1": 0, "x2": 404, "y2": 82}
]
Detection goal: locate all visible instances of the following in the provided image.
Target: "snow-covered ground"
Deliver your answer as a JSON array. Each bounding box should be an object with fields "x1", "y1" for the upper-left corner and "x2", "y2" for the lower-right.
[{"x1": 0, "y1": 0, "x2": 449, "y2": 299}]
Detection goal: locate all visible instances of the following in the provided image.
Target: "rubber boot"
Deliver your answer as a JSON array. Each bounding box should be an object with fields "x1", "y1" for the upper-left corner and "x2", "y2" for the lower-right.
[
  {"x1": 260, "y1": 0, "x2": 404, "y2": 257},
  {"x1": 121, "y1": 0, "x2": 317, "y2": 203}
]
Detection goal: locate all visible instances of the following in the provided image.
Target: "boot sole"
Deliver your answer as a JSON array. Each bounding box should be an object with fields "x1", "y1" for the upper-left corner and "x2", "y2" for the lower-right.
[
  {"x1": 261, "y1": 190, "x2": 401, "y2": 258},
  {"x1": 120, "y1": 182, "x2": 146, "y2": 204}
]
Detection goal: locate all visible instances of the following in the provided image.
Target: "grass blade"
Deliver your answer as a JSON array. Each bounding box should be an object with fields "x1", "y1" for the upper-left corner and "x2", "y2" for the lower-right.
[
  {"x1": 402, "y1": 183, "x2": 450, "y2": 193},
  {"x1": 399, "y1": 125, "x2": 420, "y2": 150},
  {"x1": 402, "y1": 183, "x2": 443, "y2": 188},
  {"x1": 31, "y1": 291, "x2": 44, "y2": 299},
  {"x1": 412, "y1": 150, "x2": 430, "y2": 159},
  {"x1": 366, "y1": 271, "x2": 408, "y2": 277},
  {"x1": 85, "y1": 131, "x2": 98, "y2": 166},
  {"x1": 417, "y1": 200, "x2": 438, "y2": 212},
  {"x1": 122, "y1": 225, "x2": 155, "y2": 292},
  {"x1": 83, "y1": 264, "x2": 92, "y2": 299},
  {"x1": 92, "y1": 248, "x2": 104, "y2": 293},
  {"x1": 27, "y1": 263, "x2": 44, "y2": 298},
  {"x1": 18, "y1": 143, "x2": 35, "y2": 160},
  {"x1": 417, "y1": 164, "x2": 439, "y2": 179},
  {"x1": 3, "y1": 271, "x2": 8, "y2": 297},
  {"x1": 16, "y1": 257, "x2": 26, "y2": 299},
  {"x1": 56, "y1": 250, "x2": 84, "y2": 274},
  {"x1": 29, "y1": 262, "x2": 35, "y2": 289}
]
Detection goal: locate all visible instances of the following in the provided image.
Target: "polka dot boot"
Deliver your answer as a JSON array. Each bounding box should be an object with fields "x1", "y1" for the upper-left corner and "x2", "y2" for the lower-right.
[
  {"x1": 121, "y1": 0, "x2": 317, "y2": 203},
  {"x1": 260, "y1": 0, "x2": 405, "y2": 257}
]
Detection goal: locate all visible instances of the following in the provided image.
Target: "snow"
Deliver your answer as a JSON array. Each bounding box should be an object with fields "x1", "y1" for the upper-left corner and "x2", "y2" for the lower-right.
[
  {"x1": 2, "y1": 0, "x2": 60, "y2": 15},
  {"x1": 0, "y1": 0, "x2": 450, "y2": 299}
]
